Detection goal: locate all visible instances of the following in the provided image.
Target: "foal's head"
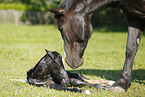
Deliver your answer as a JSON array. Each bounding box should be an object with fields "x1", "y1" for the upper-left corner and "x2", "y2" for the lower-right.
[
  {"x1": 27, "y1": 49, "x2": 69, "y2": 86},
  {"x1": 48, "y1": 0, "x2": 93, "y2": 69}
]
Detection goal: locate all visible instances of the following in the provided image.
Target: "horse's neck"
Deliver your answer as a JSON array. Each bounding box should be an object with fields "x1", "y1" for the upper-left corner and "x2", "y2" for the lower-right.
[{"x1": 85, "y1": 0, "x2": 119, "y2": 13}]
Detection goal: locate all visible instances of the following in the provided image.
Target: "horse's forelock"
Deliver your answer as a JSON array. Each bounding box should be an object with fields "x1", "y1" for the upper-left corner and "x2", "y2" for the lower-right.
[{"x1": 59, "y1": 0, "x2": 77, "y2": 12}]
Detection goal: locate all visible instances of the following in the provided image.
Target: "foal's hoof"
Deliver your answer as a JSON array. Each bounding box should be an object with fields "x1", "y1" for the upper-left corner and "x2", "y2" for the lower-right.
[
  {"x1": 111, "y1": 86, "x2": 125, "y2": 93},
  {"x1": 81, "y1": 89, "x2": 91, "y2": 94}
]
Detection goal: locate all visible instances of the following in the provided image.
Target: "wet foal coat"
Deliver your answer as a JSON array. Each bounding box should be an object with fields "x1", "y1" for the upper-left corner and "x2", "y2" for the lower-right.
[
  {"x1": 47, "y1": 0, "x2": 145, "y2": 92},
  {"x1": 27, "y1": 49, "x2": 110, "y2": 94}
]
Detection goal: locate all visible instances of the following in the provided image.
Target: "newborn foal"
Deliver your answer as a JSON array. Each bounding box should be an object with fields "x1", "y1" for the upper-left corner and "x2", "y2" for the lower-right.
[{"x1": 27, "y1": 49, "x2": 109, "y2": 94}]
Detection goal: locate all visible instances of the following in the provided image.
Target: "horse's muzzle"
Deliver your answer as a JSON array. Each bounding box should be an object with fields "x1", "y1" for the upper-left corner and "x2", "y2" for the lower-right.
[{"x1": 65, "y1": 56, "x2": 84, "y2": 69}]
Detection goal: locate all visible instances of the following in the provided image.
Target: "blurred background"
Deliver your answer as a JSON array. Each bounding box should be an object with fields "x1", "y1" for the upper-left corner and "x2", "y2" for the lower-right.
[{"x1": 0, "y1": 0, "x2": 127, "y2": 31}]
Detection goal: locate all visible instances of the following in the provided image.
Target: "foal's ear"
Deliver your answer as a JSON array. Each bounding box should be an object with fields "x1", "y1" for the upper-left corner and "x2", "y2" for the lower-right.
[
  {"x1": 45, "y1": 49, "x2": 54, "y2": 59},
  {"x1": 45, "y1": 49, "x2": 50, "y2": 54},
  {"x1": 46, "y1": 8, "x2": 64, "y2": 15}
]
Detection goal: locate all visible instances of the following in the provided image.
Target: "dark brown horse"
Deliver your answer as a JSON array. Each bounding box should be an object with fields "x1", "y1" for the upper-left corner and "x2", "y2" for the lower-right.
[{"x1": 47, "y1": 0, "x2": 145, "y2": 92}]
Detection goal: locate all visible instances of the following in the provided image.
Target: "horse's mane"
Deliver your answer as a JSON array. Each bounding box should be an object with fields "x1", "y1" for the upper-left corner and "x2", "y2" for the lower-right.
[{"x1": 59, "y1": 0, "x2": 77, "y2": 12}]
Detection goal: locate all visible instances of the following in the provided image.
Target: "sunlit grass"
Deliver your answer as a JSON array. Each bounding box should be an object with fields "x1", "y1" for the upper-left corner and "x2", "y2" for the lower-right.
[{"x1": 0, "y1": 24, "x2": 145, "y2": 97}]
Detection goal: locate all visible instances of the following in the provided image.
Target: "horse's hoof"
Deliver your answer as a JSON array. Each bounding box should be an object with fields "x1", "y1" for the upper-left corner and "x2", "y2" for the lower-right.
[{"x1": 111, "y1": 86, "x2": 125, "y2": 93}]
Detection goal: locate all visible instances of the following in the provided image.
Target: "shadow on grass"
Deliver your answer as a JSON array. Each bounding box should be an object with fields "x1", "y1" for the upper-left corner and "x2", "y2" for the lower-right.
[
  {"x1": 69, "y1": 69, "x2": 145, "y2": 84},
  {"x1": 93, "y1": 25, "x2": 128, "y2": 33}
]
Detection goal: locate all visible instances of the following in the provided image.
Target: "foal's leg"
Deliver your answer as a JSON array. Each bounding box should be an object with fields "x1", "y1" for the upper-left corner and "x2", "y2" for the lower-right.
[
  {"x1": 27, "y1": 77, "x2": 91, "y2": 94},
  {"x1": 112, "y1": 17, "x2": 144, "y2": 92},
  {"x1": 27, "y1": 77, "x2": 52, "y2": 86},
  {"x1": 66, "y1": 71, "x2": 89, "y2": 81},
  {"x1": 49, "y1": 83, "x2": 91, "y2": 94},
  {"x1": 67, "y1": 71, "x2": 111, "y2": 89},
  {"x1": 69, "y1": 78, "x2": 112, "y2": 90}
]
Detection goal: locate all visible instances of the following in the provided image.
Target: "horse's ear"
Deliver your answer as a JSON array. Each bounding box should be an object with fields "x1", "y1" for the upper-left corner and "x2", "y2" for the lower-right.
[
  {"x1": 45, "y1": 49, "x2": 50, "y2": 54},
  {"x1": 45, "y1": 49, "x2": 54, "y2": 59},
  {"x1": 46, "y1": 8, "x2": 64, "y2": 15}
]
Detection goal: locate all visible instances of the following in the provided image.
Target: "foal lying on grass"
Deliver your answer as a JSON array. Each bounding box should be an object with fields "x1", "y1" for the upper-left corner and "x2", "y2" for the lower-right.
[{"x1": 27, "y1": 49, "x2": 111, "y2": 94}]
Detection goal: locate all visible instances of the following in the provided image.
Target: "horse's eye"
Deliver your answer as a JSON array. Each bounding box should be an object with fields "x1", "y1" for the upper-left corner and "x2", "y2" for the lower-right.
[{"x1": 55, "y1": 13, "x2": 63, "y2": 19}]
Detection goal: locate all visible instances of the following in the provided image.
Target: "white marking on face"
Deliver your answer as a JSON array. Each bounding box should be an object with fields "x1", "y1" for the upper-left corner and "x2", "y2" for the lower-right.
[
  {"x1": 75, "y1": 3, "x2": 85, "y2": 12},
  {"x1": 62, "y1": 39, "x2": 66, "y2": 58},
  {"x1": 62, "y1": 57, "x2": 65, "y2": 67},
  {"x1": 75, "y1": 14, "x2": 86, "y2": 39}
]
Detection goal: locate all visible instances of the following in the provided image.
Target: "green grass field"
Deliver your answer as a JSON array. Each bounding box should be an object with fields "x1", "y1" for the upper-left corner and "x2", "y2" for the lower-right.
[{"x1": 0, "y1": 24, "x2": 145, "y2": 97}]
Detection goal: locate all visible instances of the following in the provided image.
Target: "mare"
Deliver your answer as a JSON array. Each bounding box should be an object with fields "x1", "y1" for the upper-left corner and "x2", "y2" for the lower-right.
[
  {"x1": 47, "y1": 0, "x2": 145, "y2": 92},
  {"x1": 27, "y1": 49, "x2": 110, "y2": 94}
]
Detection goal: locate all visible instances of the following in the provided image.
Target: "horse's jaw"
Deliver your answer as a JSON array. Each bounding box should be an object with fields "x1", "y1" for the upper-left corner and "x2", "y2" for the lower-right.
[{"x1": 63, "y1": 41, "x2": 87, "y2": 69}]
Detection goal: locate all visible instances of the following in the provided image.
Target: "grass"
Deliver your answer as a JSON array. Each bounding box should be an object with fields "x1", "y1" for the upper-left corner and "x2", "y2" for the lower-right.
[
  {"x1": 0, "y1": 4, "x2": 56, "y2": 11},
  {"x1": 0, "y1": 24, "x2": 145, "y2": 97}
]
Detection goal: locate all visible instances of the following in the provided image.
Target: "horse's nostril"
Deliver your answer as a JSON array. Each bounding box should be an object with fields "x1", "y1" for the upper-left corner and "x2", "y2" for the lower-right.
[{"x1": 65, "y1": 57, "x2": 83, "y2": 69}]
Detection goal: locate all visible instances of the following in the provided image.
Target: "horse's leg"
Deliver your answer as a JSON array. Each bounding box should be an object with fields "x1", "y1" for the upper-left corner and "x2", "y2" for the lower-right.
[
  {"x1": 27, "y1": 77, "x2": 91, "y2": 94},
  {"x1": 69, "y1": 78, "x2": 112, "y2": 90},
  {"x1": 66, "y1": 71, "x2": 89, "y2": 81},
  {"x1": 112, "y1": 17, "x2": 144, "y2": 92},
  {"x1": 67, "y1": 71, "x2": 112, "y2": 89},
  {"x1": 27, "y1": 77, "x2": 53, "y2": 86},
  {"x1": 49, "y1": 83, "x2": 91, "y2": 94}
]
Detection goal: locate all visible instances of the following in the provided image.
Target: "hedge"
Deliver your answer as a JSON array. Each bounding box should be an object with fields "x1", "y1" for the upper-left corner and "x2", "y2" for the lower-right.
[{"x1": 0, "y1": 4, "x2": 56, "y2": 11}]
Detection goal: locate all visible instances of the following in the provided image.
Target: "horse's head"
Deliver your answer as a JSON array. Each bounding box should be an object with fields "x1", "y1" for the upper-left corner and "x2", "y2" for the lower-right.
[{"x1": 47, "y1": 1, "x2": 93, "y2": 69}]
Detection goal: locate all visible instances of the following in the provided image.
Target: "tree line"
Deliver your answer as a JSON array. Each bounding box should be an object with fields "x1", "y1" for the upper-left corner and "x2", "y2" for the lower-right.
[{"x1": 0, "y1": 0, "x2": 61, "y2": 6}]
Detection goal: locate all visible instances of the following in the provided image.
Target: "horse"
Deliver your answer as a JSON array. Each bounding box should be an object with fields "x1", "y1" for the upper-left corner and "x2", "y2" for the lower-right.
[
  {"x1": 47, "y1": 0, "x2": 145, "y2": 92},
  {"x1": 27, "y1": 49, "x2": 111, "y2": 94}
]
